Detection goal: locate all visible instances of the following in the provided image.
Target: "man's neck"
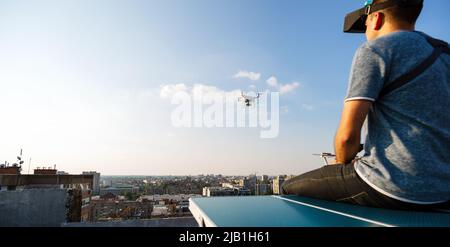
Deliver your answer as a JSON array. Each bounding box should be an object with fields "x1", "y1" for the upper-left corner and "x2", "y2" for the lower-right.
[{"x1": 376, "y1": 23, "x2": 415, "y2": 39}]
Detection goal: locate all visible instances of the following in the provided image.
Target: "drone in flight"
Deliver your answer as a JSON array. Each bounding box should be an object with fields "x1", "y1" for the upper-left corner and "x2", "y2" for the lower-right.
[
  {"x1": 238, "y1": 91, "x2": 261, "y2": 107},
  {"x1": 313, "y1": 153, "x2": 336, "y2": 166},
  {"x1": 313, "y1": 145, "x2": 363, "y2": 165}
]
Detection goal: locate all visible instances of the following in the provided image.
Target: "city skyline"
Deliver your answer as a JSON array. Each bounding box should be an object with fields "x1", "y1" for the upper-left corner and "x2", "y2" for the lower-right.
[{"x1": 1, "y1": 0, "x2": 449, "y2": 176}]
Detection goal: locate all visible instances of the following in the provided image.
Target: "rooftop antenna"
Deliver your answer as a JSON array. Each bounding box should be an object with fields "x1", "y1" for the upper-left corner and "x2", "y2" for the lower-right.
[
  {"x1": 16, "y1": 148, "x2": 24, "y2": 172},
  {"x1": 28, "y1": 158, "x2": 32, "y2": 174}
]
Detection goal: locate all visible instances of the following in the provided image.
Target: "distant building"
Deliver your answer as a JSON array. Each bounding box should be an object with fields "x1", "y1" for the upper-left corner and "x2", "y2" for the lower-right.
[
  {"x1": 202, "y1": 187, "x2": 235, "y2": 197},
  {"x1": 99, "y1": 192, "x2": 119, "y2": 201},
  {"x1": 82, "y1": 171, "x2": 100, "y2": 195},
  {"x1": 260, "y1": 175, "x2": 269, "y2": 183},
  {"x1": 221, "y1": 183, "x2": 235, "y2": 189},
  {"x1": 203, "y1": 187, "x2": 251, "y2": 197},
  {"x1": 138, "y1": 194, "x2": 200, "y2": 202},
  {"x1": 234, "y1": 187, "x2": 251, "y2": 196},
  {"x1": 0, "y1": 154, "x2": 22, "y2": 176},
  {"x1": 272, "y1": 176, "x2": 286, "y2": 195},
  {"x1": 89, "y1": 197, "x2": 153, "y2": 221},
  {"x1": 100, "y1": 185, "x2": 139, "y2": 196},
  {"x1": 0, "y1": 165, "x2": 21, "y2": 175},
  {"x1": 239, "y1": 175, "x2": 257, "y2": 195},
  {"x1": 0, "y1": 171, "x2": 94, "y2": 226},
  {"x1": 256, "y1": 183, "x2": 271, "y2": 196},
  {"x1": 238, "y1": 179, "x2": 246, "y2": 188},
  {"x1": 152, "y1": 205, "x2": 168, "y2": 217}
]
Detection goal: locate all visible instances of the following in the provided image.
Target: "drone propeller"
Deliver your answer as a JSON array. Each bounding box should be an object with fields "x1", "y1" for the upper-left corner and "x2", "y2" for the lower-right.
[
  {"x1": 312, "y1": 153, "x2": 336, "y2": 157},
  {"x1": 240, "y1": 91, "x2": 262, "y2": 99}
]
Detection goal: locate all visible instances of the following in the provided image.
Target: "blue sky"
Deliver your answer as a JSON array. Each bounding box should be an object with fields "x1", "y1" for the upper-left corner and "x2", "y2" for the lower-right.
[{"x1": 0, "y1": 0, "x2": 449, "y2": 175}]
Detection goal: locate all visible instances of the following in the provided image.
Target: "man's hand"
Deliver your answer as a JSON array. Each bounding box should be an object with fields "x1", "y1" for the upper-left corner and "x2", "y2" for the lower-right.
[{"x1": 334, "y1": 100, "x2": 372, "y2": 164}]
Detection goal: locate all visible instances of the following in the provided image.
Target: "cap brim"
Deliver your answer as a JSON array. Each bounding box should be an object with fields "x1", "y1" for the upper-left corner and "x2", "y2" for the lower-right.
[{"x1": 343, "y1": 7, "x2": 367, "y2": 33}]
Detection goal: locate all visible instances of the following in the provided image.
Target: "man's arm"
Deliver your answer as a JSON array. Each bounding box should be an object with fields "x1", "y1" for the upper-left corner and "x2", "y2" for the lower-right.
[{"x1": 334, "y1": 100, "x2": 372, "y2": 164}]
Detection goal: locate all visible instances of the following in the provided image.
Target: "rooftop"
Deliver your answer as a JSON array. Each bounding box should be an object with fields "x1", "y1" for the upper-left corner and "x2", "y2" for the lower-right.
[{"x1": 0, "y1": 174, "x2": 93, "y2": 188}]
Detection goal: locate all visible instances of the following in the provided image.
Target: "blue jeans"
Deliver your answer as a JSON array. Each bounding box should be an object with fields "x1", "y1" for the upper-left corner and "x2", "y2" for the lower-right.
[{"x1": 281, "y1": 163, "x2": 449, "y2": 211}]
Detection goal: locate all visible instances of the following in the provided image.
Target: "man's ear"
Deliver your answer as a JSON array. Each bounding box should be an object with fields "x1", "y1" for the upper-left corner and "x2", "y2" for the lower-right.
[{"x1": 373, "y1": 12, "x2": 384, "y2": 31}]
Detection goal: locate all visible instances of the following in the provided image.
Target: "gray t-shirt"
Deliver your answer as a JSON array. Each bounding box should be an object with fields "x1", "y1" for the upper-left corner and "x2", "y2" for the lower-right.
[{"x1": 346, "y1": 31, "x2": 450, "y2": 204}]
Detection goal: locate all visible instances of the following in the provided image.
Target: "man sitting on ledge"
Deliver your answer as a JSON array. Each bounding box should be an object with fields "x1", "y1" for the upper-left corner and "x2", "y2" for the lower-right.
[{"x1": 282, "y1": 0, "x2": 450, "y2": 211}]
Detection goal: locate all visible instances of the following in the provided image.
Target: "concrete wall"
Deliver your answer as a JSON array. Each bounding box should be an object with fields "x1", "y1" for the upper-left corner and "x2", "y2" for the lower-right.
[{"x1": 0, "y1": 189, "x2": 68, "y2": 227}]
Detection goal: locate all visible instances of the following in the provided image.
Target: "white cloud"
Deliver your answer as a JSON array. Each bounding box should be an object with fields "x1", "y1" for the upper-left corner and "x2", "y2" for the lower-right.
[
  {"x1": 281, "y1": 106, "x2": 289, "y2": 114},
  {"x1": 279, "y1": 82, "x2": 300, "y2": 95},
  {"x1": 266, "y1": 76, "x2": 278, "y2": 87},
  {"x1": 234, "y1": 70, "x2": 261, "y2": 81},
  {"x1": 160, "y1": 83, "x2": 241, "y2": 102},
  {"x1": 301, "y1": 104, "x2": 314, "y2": 111},
  {"x1": 192, "y1": 84, "x2": 223, "y2": 97},
  {"x1": 160, "y1": 84, "x2": 188, "y2": 99}
]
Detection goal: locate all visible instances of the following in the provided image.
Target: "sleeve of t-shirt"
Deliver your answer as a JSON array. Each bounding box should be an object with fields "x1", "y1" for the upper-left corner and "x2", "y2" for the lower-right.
[{"x1": 345, "y1": 45, "x2": 387, "y2": 102}]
